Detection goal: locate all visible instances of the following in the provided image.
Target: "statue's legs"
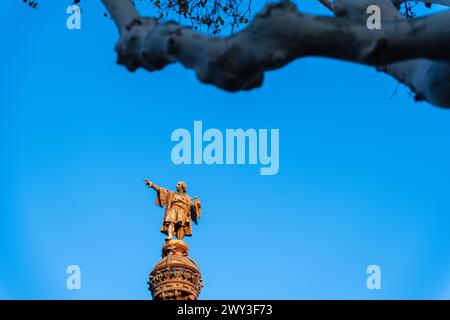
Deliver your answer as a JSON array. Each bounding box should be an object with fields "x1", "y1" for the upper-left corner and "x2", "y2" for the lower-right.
[
  {"x1": 166, "y1": 222, "x2": 175, "y2": 240},
  {"x1": 177, "y1": 227, "x2": 185, "y2": 241}
]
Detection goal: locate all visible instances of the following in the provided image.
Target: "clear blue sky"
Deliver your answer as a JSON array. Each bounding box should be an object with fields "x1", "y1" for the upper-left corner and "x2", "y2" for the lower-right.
[{"x1": 1, "y1": 1, "x2": 450, "y2": 299}]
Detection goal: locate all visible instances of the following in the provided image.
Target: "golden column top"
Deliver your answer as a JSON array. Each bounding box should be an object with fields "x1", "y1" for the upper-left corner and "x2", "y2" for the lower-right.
[{"x1": 148, "y1": 240, "x2": 203, "y2": 300}]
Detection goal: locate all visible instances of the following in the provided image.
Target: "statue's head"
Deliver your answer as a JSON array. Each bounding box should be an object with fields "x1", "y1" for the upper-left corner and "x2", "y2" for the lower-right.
[{"x1": 176, "y1": 181, "x2": 187, "y2": 194}]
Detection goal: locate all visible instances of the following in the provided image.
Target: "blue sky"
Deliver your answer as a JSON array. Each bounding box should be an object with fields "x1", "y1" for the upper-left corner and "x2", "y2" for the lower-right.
[{"x1": 1, "y1": 1, "x2": 450, "y2": 299}]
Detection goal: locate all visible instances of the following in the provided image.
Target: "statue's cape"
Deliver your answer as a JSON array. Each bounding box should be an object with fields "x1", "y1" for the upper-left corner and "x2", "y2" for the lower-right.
[{"x1": 191, "y1": 198, "x2": 202, "y2": 225}]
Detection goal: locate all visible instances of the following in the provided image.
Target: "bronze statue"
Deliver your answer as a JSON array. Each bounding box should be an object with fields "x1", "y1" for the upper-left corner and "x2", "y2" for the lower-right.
[
  {"x1": 144, "y1": 179, "x2": 202, "y2": 241},
  {"x1": 144, "y1": 179, "x2": 204, "y2": 300}
]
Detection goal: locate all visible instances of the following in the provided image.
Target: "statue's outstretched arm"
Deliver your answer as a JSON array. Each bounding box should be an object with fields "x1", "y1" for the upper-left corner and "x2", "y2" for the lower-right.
[{"x1": 144, "y1": 179, "x2": 160, "y2": 192}]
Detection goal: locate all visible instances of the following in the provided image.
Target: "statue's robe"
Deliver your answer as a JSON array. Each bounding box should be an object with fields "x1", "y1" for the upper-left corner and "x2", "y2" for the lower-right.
[{"x1": 155, "y1": 188, "x2": 195, "y2": 236}]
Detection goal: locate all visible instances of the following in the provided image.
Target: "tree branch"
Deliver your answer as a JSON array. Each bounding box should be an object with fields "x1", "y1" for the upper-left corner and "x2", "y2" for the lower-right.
[
  {"x1": 102, "y1": 0, "x2": 450, "y2": 107},
  {"x1": 379, "y1": 60, "x2": 450, "y2": 107},
  {"x1": 335, "y1": 0, "x2": 450, "y2": 108},
  {"x1": 101, "y1": 0, "x2": 139, "y2": 32}
]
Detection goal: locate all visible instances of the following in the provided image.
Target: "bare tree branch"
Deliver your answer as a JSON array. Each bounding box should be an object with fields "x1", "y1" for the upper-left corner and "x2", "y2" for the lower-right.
[
  {"x1": 335, "y1": 0, "x2": 450, "y2": 108},
  {"x1": 102, "y1": 0, "x2": 450, "y2": 107},
  {"x1": 379, "y1": 60, "x2": 450, "y2": 107},
  {"x1": 101, "y1": 0, "x2": 139, "y2": 32}
]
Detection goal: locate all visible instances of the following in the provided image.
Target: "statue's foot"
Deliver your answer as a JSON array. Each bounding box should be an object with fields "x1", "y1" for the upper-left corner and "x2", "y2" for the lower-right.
[{"x1": 165, "y1": 236, "x2": 172, "y2": 241}]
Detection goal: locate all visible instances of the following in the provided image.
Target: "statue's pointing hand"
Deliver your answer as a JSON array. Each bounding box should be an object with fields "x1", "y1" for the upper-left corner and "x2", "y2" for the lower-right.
[{"x1": 144, "y1": 179, "x2": 153, "y2": 188}]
